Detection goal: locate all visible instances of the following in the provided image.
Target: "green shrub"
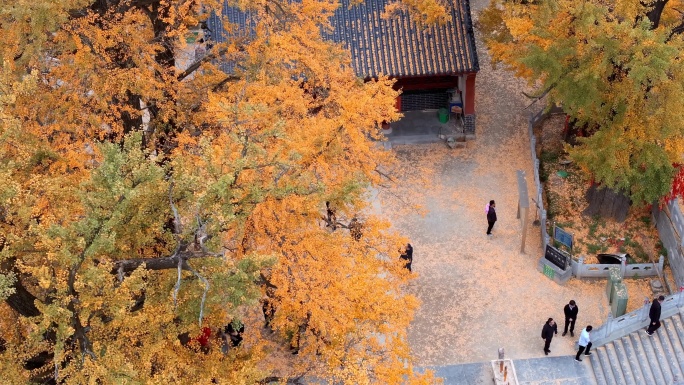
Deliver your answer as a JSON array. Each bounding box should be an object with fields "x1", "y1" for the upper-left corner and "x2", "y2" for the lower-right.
[{"x1": 587, "y1": 243, "x2": 601, "y2": 254}]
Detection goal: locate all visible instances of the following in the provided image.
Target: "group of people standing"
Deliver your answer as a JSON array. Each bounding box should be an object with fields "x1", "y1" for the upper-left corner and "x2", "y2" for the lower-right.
[
  {"x1": 541, "y1": 300, "x2": 593, "y2": 362},
  {"x1": 542, "y1": 296, "x2": 667, "y2": 361}
]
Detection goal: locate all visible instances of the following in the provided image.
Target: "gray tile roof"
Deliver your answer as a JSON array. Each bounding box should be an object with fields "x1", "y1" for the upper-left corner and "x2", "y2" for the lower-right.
[
  {"x1": 206, "y1": 0, "x2": 479, "y2": 78},
  {"x1": 327, "y1": 0, "x2": 479, "y2": 77}
]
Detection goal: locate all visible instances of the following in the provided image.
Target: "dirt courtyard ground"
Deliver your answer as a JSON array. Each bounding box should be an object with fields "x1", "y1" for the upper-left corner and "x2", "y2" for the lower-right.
[
  {"x1": 377, "y1": 141, "x2": 653, "y2": 366},
  {"x1": 374, "y1": 0, "x2": 654, "y2": 366}
]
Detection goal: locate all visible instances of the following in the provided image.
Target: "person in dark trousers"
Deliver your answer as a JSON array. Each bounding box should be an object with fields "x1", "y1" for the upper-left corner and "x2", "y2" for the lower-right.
[
  {"x1": 262, "y1": 287, "x2": 276, "y2": 329},
  {"x1": 486, "y1": 200, "x2": 497, "y2": 236},
  {"x1": 575, "y1": 325, "x2": 593, "y2": 362},
  {"x1": 563, "y1": 300, "x2": 579, "y2": 337},
  {"x1": 325, "y1": 201, "x2": 337, "y2": 230},
  {"x1": 400, "y1": 243, "x2": 413, "y2": 272},
  {"x1": 646, "y1": 295, "x2": 665, "y2": 335},
  {"x1": 225, "y1": 321, "x2": 244, "y2": 347},
  {"x1": 541, "y1": 318, "x2": 557, "y2": 355}
]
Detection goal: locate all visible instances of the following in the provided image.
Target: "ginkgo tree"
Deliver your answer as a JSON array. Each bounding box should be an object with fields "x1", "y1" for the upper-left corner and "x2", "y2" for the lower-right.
[
  {"x1": 0, "y1": 0, "x2": 442, "y2": 383},
  {"x1": 480, "y1": 0, "x2": 684, "y2": 205}
]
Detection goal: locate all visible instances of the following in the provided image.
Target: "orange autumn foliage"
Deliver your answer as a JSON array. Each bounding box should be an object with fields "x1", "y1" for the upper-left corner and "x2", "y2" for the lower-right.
[{"x1": 0, "y1": 0, "x2": 439, "y2": 383}]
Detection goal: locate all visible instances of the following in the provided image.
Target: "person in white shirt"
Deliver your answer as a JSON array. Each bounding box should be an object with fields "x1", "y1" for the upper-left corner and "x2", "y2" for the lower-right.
[{"x1": 575, "y1": 325, "x2": 593, "y2": 362}]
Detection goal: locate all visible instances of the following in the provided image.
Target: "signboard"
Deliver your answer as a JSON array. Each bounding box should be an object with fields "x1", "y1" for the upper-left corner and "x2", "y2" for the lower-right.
[
  {"x1": 554, "y1": 225, "x2": 573, "y2": 251},
  {"x1": 545, "y1": 244, "x2": 570, "y2": 270}
]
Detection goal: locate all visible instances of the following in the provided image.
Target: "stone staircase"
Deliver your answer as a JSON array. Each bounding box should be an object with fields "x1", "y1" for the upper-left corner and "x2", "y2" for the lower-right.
[
  {"x1": 427, "y1": 293, "x2": 684, "y2": 385},
  {"x1": 589, "y1": 311, "x2": 684, "y2": 385}
]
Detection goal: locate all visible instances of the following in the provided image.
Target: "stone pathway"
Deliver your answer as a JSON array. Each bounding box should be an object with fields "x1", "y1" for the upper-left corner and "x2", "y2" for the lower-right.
[
  {"x1": 428, "y1": 356, "x2": 595, "y2": 385},
  {"x1": 375, "y1": 0, "x2": 615, "y2": 367}
]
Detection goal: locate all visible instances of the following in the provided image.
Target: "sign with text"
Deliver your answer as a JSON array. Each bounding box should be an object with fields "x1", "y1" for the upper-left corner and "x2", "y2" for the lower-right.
[
  {"x1": 545, "y1": 244, "x2": 570, "y2": 271},
  {"x1": 554, "y1": 225, "x2": 573, "y2": 251}
]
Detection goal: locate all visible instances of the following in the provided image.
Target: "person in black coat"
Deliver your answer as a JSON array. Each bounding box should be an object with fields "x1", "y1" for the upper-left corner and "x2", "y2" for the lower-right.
[
  {"x1": 563, "y1": 300, "x2": 579, "y2": 337},
  {"x1": 541, "y1": 318, "x2": 557, "y2": 355},
  {"x1": 486, "y1": 200, "x2": 497, "y2": 236},
  {"x1": 400, "y1": 243, "x2": 413, "y2": 272},
  {"x1": 225, "y1": 321, "x2": 245, "y2": 347},
  {"x1": 646, "y1": 295, "x2": 665, "y2": 335}
]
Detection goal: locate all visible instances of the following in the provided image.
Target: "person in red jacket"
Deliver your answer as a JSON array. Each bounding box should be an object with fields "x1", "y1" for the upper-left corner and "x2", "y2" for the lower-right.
[{"x1": 189, "y1": 326, "x2": 212, "y2": 354}]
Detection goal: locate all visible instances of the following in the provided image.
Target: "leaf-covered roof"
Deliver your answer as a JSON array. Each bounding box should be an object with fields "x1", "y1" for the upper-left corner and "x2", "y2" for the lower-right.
[{"x1": 206, "y1": 0, "x2": 479, "y2": 78}]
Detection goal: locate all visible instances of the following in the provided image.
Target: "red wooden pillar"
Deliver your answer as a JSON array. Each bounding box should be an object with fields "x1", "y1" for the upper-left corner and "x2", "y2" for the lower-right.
[
  {"x1": 464, "y1": 73, "x2": 477, "y2": 135},
  {"x1": 395, "y1": 95, "x2": 402, "y2": 112},
  {"x1": 465, "y1": 73, "x2": 476, "y2": 115}
]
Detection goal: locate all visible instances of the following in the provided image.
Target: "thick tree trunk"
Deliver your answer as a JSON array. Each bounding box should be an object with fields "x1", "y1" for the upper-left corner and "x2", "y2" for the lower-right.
[
  {"x1": 6, "y1": 278, "x2": 40, "y2": 318},
  {"x1": 645, "y1": 0, "x2": 668, "y2": 29},
  {"x1": 583, "y1": 184, "x2": 631, "y2": 222}
]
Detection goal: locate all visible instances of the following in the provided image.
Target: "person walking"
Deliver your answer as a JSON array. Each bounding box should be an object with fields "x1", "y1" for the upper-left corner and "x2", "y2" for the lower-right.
[
  {"x1": 574, "y1": 325, "x2": 593, "y2": 362},
  {"x1": 646, "y1": 295, "x2": 665, "y2": 336},
  {"x1": 563, "y1": 300, "x2": 579, "y2": 337},
  {"x1": 400, "y1": 243, "x2": 413, "y2": 272},
  {"x1": 486, "y1": 200, "x2": 497, "y2": 236},
  {"x1": 541, "y1": 318, "x2": 557, "y2": 355}
]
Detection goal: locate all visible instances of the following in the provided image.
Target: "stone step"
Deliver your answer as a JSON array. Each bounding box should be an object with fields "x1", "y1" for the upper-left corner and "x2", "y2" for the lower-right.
[
  {"x1": 582, "y1": 355, "x2": 601, "y2": 385},
  {"x1": 628, "y1": 331, "x2": 657, "y2": 384},
  {"x1": 387, "y1": 134, "x2": 443, "y2": 145},
  {"x1": 612, "y1": 338, "x2": 637, "y2": 385},
  {"x1": 657, "y1": 320, "x2": 684, "y2": 381},
  {"x1": 604, "y1": 343, "x2": 627, "y2": 384},
  {"x1": 513, "y1": 356, "x2": 597, "y2": 385},
  {"x1": 589, "y1": 346, "x2": 609, "y2": 385},
  {"x1": 669, "y1": 314, "x2": 684, "y2": 376},
  {"x1": 597, "y1": 346, "x2": 618, "y2": 385},
  {"x1": 430, "y1": 356, "x2": 599, "y2": 385},
  {"x1": 637, "y1": 327, "x2": 667, "y2": 384},
  {"x1": 620, "y1": 335, "x2": 648, "y2": 384},
  {"x1": 674, "y1": 313, "x2": 684, "y2": 342},
  {"x1": 651, "y1": 326, "x2": 675, "y2": 384},
  {"x1": 428, "y1": 361, "x2": 493, "y2": 385}
]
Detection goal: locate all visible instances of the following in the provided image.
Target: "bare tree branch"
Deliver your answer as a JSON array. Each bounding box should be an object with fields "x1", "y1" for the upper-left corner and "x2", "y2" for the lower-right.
[
  {"x1": 374, "y1": 167, "x2": 396, "y2": 183},
  {"x1": 257, "y1": 376, "x2": 304, "y2": 385},
  {"x1": 173, "y1": 254, "x2": 183, "y2": 308},
  {"x1": 168, "y1": 181, "x2": 182, "y2": 236},
  {"x1": 185, "y1": 262, "x2": 210, "y2": 327},
  {"x1": 177, "y1": 48, "x2": 229, "y2": 82},
  {"x1": 169, "y1": 180, "x2": 185, "y2": 308},
  {"x1": 522, "y1": 82, "x2": 556, "y2": 109},
  {"x1": 109, "y1": 250, "x2": 220, "y2": 274},
  {"x1": 668, "y1": 20, "x2": 684, "y2": 41}
]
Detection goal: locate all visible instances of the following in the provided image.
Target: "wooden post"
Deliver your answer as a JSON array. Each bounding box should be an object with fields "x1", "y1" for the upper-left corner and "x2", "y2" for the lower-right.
[
  {"x1": 464, "y1": 73, "x2": 476, "y2": 115},
  {"x1": 517, "y1": 170, "x2": 530, "y2": 253}
]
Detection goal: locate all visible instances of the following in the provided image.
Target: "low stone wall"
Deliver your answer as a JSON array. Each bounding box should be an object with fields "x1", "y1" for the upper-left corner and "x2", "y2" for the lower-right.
[
  {"x1": 528, "y1": 107, "x2": 554, "y2": 251},
  {"x1": 653, "y1": 200, "x2": 684, "y2": 288},
  {"x1": 571, "y1": 255, "x2": 664, "y2": 279},
  {"x1": 592, "y1": 290, "x2": 684, "y2": 347}
]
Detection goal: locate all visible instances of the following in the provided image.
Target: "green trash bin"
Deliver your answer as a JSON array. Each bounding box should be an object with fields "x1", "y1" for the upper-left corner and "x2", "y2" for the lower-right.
[
  {"x1": 186, "y1": 31, "x2": 199, "y2": 43},
  {"x1": 610, "y1": 281, "x2": 628, "y2": 317},
  {"x1": 606, "y1": 266, "x2": 622, "y2": 304},
  {"x1": 438, "y1": 108, "x2": 449, "y2": 123}
]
